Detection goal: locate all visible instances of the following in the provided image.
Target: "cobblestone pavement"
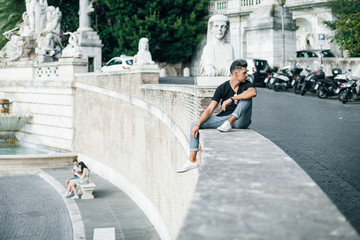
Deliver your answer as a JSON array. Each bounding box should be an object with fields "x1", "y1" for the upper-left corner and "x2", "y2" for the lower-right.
[
  {"x1": 252, "y1": 88, "x2": 360, "y2": 234},
  {"x1": 0, "y1": 175, "x2": 72, "y2": 240}
]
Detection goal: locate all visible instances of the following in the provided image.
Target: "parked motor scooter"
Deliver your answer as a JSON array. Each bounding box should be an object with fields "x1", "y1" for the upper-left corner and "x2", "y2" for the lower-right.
[
  {"x1": 315, "y1": 68, "x2": 344, "y2": 98},
  {"x1": 264, "y1": 66, "x2": 278, "y2": 89},
  {"x1": 337, "y1": 79, "x2": 360, "y2": 103},
  {"x1": 292, "y1": 74, "x2": 305, "y2": 94},
  {"x1": 274, "y1": 66, "x2": 304, "y2": 92},
  {"x1": 300, "y1": 62, "x2": 325, "y2": 96}
]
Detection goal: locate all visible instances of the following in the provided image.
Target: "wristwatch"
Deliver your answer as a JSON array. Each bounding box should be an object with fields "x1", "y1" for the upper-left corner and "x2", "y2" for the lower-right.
[{"x1": 230, "y1": 97, "x2": 234, "y2": 102}]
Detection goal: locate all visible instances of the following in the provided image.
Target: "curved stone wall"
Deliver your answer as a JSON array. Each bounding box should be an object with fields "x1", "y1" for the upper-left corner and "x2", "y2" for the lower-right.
[
  {"x1": 178, "y1": 130, "x2": 359, "y2": 240},
  {"x1": 73, "y1": 70, "x2": 214, "y2": 239}
]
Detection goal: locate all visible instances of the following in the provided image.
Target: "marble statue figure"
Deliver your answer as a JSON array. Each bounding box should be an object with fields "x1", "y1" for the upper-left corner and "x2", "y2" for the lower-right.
[
  {"x1": 134, "y1": 38, "x2": 155, "y2": 65},
  {"x1": 36, "y1": 6, "x2": 62, "y2": 58},
  {"x1": 19, "y1": 12, "x2": 33, "y2": 37},
  {"x1": 297, "y1": 27, "x2": 314, "y2": 50},
  {"x1": 0, "y1": 33, "x2": 23, "y2": 62},
  {"x1": 199, "y1": 14, "x2": 234, "y2": 77},
  {"x1": 26, "y1": 0, "x2": 48, "y2": 34},
  {"x1": 61, "y1": 32, "x2": 82, "y2": 58}
]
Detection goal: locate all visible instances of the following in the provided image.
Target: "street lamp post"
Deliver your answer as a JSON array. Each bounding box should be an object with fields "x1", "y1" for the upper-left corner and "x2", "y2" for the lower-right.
[{"x1": 279, "y1": 0, "x2": 286, "y2": 67}]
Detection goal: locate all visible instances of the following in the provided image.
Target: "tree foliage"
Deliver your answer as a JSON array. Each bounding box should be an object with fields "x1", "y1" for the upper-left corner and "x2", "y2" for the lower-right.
[
  {"x1": 0, "y1": 0, "x2": 210, "y2": 64},
  {"x1": 0, "y1": 0, "x2": 24, "y2": 49},
  {"x1": 324, "y1": 0, "x2": 360, "y2": 57},
  {"x1": 95, "y1": 0, "x2": 210, "y2": 63}
]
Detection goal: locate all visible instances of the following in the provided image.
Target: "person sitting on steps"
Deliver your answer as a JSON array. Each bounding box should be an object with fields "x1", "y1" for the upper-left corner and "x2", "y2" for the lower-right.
[{"x1": 177, "y1": 59, "x2": 257, "y2": 173}]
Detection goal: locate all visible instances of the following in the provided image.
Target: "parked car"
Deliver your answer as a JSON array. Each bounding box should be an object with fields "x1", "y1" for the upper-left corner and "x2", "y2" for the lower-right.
[
  {"x1": 243, "y1": 58, "x2": 270, "y2": 86},
  {"x1": 101, "y1": 55, "x2": 134, "y2": 72},
  {"x1": 296, "y1": 49, "x2": 335, "y2": 58}
]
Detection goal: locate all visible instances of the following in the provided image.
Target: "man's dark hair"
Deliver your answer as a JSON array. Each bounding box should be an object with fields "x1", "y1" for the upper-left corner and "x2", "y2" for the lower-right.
[
  {"x1": 230, "y1": 59, "x2": 248, "y2": 74},
  {"x1": 73, "y1": 158, "x2": 78, "y2": 163}
]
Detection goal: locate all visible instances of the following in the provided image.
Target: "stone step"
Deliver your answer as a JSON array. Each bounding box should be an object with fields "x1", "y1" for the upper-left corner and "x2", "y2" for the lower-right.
[{"x1": 0, "y1": 153, "x2": 77, "y2": 168}]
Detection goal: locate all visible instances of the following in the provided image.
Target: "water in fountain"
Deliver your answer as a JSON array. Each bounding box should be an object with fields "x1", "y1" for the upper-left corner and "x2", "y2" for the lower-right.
[{"x1": 0, "y1": 99, "x2": 32, "y2": 146}]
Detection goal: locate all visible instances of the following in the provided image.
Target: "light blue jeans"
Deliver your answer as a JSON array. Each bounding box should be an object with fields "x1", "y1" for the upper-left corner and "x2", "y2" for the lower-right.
[{"x1": 190, "y1": 99, "x2": 252, "y2": 152}]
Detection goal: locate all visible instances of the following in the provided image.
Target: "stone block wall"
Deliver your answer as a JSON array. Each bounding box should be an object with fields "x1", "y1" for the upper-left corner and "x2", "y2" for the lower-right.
[{"x1": 0, "y1": 59, "x2": 87, "y2": 151}]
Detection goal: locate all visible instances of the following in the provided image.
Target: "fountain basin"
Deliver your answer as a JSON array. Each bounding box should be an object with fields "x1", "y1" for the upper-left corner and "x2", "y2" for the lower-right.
[
  {"x1": 0, "y1": 113, "x2": 32, "y2": 142},
  {"x1": 0, "y1": 150, "x2": 77, "y2": 168}
]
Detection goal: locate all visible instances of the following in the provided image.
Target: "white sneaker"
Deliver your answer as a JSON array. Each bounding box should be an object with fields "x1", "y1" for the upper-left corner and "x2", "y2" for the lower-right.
[
  {"x1": 217, "y1": 121, "x2": 232, "y2": 132},
  {"x1": 177, "y1": 160, "x2": 199, "y2": 173},
  {"x1": 72, "y1": 195, "x2": 79, "y2": 200},
  {"x1": 64, "y1": 192, "x2": 72, "y2": 198}
]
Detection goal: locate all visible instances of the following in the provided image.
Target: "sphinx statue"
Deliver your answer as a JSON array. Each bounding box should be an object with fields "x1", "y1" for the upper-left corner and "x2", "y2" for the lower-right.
[
  {"x1": 134, "y1": 38, "x2": 155, "y2": 65},
  {"x1": 199, "y1": 14, "x2": 234, "y2": 77}
]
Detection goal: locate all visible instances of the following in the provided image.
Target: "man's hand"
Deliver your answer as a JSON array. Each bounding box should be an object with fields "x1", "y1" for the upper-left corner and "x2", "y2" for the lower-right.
[
  {"x1": 191, "y1": 125, "x2": 200, "y2": 139},
  {"x1": 221, "y1": 98, "x2": 232, "y2": 111}
]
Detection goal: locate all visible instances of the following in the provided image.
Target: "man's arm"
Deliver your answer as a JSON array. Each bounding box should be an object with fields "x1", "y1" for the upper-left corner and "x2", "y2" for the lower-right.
[
  {"x1": 191, "y1": 100, "x2": 218, "y2": 138},
  {"x1": 221, "y1": 87, "x2": 256, "y2": 111},
  {"x1": 236, "y1": 87, "x2": 257, "y2": 100}
]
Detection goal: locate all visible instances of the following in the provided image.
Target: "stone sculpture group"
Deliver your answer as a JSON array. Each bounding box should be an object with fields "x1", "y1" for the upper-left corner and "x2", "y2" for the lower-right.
[
  {"x1": 0, "y1": 0, "x2": 231, "y2": 77},
  {"x1": 0, "y1": 0, "x2": 64, "y2": 63},
  {"x1": 0, "y1": 0, "x2": 94, "y2": 64}
]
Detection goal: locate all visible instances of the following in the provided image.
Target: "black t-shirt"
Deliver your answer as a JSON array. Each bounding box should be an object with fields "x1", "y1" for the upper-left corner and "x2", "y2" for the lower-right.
[{"x1": 212, "y1": 80, "x2": 255, "y2": 116}]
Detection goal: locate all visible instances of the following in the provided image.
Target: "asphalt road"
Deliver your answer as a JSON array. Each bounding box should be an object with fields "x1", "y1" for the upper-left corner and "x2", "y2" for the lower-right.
[{"x1": 251, "y1": 88, "x2": 360, "y2": 234}]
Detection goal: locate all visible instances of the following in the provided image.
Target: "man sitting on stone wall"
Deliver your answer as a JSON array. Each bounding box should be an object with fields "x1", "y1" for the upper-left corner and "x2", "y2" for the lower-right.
[{"x1": 177, "y1": 59, "x2": 257, "y2": 173}]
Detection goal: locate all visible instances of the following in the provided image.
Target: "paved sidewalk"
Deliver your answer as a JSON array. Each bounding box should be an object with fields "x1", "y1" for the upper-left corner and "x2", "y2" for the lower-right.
[
  {"x1": 43, "y1": 167, "x2": 160, "y2": 240},
  {"x1": 0, "y1": 174, "x2": 72, "y2": 240}
]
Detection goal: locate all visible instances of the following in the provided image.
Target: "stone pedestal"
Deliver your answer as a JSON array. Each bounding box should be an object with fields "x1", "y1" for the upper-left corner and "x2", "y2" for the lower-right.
[
  {"x1": 77, "y1": 30, "x2": 102, "y2": 72},
  {"x1": 244, "y1": 2, "x2": 298, "y2": 67},
  {"x1": 130, "y1": 65, "x2": 160, "y2": 84},
  {"x1": 194, "y1": 76, "x2": 229, "y2": 87},
  {"x1": 131, "y1": 64, "x2": 159, "y2": 71}
]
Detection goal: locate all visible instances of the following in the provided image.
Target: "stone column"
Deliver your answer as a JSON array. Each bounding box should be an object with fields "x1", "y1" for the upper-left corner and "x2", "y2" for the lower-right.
[
  {"x1": 78, "y1": 0, "x2": 93, "y2": 32},
  {"x1": 76, "y1": 0, "x2": 103, "y2": 72}
]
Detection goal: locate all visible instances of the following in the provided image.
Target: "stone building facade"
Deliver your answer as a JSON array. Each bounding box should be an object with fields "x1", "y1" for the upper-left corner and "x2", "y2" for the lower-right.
[{"x1": 191, "y1": 0, "x2": 336, "y2": 74}]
